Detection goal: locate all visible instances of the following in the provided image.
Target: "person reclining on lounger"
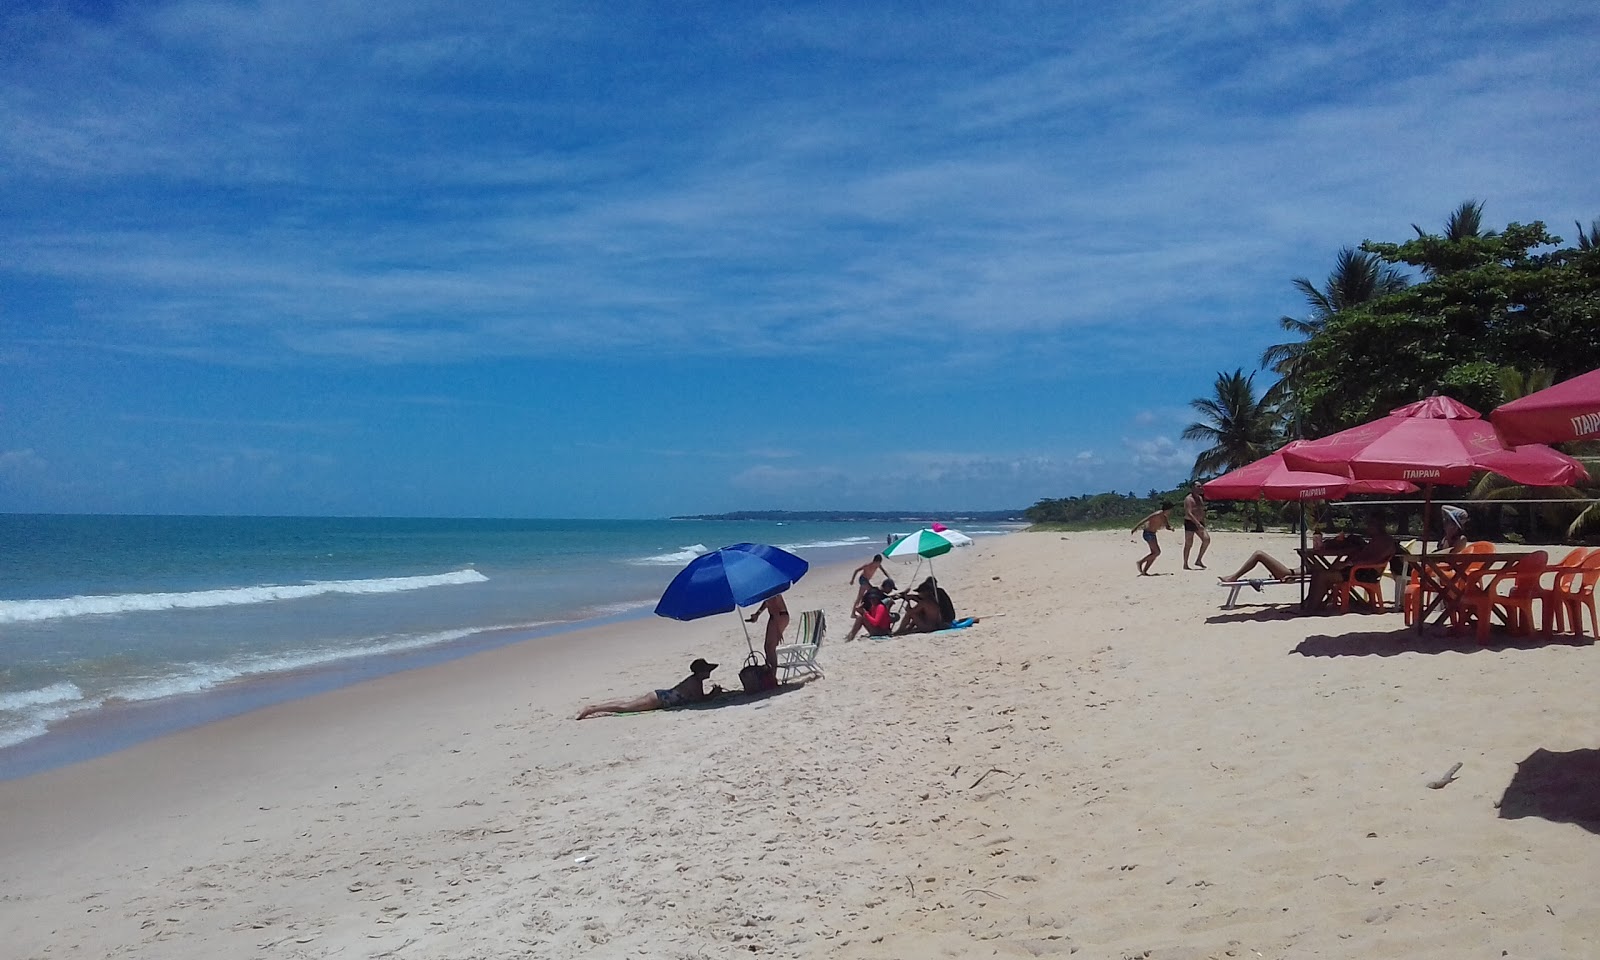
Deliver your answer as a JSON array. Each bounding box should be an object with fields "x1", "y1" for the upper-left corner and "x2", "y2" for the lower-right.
[
  {"x1": 575, "y1": 658, "x2": 724, "y2": 720},
  {"x1": 1218, "y1": 552, "x2": 1305, "y2": 585}
]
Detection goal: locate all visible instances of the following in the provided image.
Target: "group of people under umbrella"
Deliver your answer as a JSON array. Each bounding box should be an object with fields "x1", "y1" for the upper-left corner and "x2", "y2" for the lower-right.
[
  {"x1": 1199, "y1": 369, "x2": 1600, "y2": 626},
  {"x1": 576, "y1": 527, "x2": 972, "y2": 719}
]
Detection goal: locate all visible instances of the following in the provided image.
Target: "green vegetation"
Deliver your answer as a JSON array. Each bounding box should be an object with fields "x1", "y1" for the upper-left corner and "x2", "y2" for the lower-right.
[
  {"x1": 1024, "y1": 202, "x2": 1600, "y2": 541},
  {"x1": 1199, "y1": 201, "x2": 1599, "y2": 541}
]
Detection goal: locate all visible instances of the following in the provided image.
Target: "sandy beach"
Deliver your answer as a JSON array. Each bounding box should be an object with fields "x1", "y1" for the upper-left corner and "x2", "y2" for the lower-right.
[{"x1": 3, "y1": 530, "x2": 1598, "y2": 958}]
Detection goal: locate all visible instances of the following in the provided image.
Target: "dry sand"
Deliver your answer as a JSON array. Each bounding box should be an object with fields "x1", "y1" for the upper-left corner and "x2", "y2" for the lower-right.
[{"x1": 2, "y1": 530, "x2": 1598, "y2": 959}]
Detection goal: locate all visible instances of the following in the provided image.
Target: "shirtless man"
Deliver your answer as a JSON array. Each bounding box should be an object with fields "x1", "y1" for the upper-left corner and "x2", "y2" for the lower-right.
[
  {"x1": 1183, "y1": 485, "x2": 1211, "y2": 570},
  {"x1": 576, "y1": 658, "x2": 723, "y2": 719},
  {"x1": 848, "y1": 553, "x2": 889, "y2": 605},
  {"x1": 1132, "y1": 502, "x2": 1175, "y2": 576},
  {"x1": 747, "y1": 592, "x2": 791, "y2": 670}
]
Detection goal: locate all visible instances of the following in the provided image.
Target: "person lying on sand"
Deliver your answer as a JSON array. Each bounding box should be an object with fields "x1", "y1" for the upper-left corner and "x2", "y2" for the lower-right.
[{"x1": 575, "y1": 658, "x2": 723, "y2": 720}]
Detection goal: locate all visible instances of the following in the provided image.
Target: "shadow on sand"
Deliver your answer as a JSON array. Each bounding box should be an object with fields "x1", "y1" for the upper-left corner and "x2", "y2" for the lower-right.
[
  {"x1": 1291, "y1": 629, "x2": 1593, "y2": 658},
  {"x1": 671, "y1": 682, "x2": 808, "y2": 711},
  {"x1": 1205, "y1": 606, "x2": 1398, "y2": 625},
  {"x1": 1499, "y1": 748, "x2": 1600, "y2": 833}
]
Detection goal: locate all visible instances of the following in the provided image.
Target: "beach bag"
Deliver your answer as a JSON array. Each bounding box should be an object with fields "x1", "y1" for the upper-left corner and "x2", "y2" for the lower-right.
[{"x1": 738, "y1": 652, "x2": 776, "y2": 694}]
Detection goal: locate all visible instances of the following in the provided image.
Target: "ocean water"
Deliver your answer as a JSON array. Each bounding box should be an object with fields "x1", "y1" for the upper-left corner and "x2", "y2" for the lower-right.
[{"x1": 0, "y1": 515, "x2": 1010, "y2": 762}]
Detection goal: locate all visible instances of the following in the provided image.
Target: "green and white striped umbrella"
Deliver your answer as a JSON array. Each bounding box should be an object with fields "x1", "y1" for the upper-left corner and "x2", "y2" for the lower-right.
[{"x1": 884, "y1": 528, "x2": 961, "y2": 559}]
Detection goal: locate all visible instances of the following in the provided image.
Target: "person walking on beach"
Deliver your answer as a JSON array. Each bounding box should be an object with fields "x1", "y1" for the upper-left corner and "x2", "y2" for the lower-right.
[
  {"x1": 575, "y1": 658, "x2": 723, "y2": 719},
  {"x1": 1132, "y1": 502, "x2": 1174, "y2": 575},
  {"x1": 848, "y1": 553, "x2": 889, "y2": 606},
  {"x1": 1183, "y1": 485, "x2": 1211, "y2": 570},
  {"x1": 747, "y1": 592, "x2": 790, "y2": 670}
]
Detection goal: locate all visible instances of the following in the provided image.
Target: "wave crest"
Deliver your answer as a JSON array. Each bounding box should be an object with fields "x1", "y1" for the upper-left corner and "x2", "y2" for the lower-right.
[
  {"x1": 0, "y1": 569, "x2": 490, "y2": 624},
  {"x1": 628, "y1": 544, "x2": 710, "y2": 565}
]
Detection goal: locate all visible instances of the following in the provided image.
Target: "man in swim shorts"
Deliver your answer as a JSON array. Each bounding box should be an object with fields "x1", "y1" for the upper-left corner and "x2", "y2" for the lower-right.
[
  {"x1": 1132, "y1": 502, "x2": 1175, "y2": 576},
  {"x1": 575, "y1": 658, "x2": 722, "y2": 719},
  {"x1": 848, "y1": 553, "x2": 889, "y2": 606},
  {"x1": 1183, "y1": 484, "x2": 1211, "y2": 570}
]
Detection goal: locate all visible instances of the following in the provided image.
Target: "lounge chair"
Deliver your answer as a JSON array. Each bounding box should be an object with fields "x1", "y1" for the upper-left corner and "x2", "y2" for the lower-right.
[
  {"x1": 773, "y1": 610, "x2": 826, "y2": 682},
  {"x1": 1217, "y1": 575, "x2": 1308, "y2": 610}
]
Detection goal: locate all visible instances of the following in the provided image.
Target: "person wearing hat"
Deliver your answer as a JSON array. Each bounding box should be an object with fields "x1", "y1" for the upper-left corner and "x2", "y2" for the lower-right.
[
  {"x1": 575, "y1": 658, "x2": 724, "y2": 720},
  {"x1": 1439, "y1": 504, "x2": 1469, "y2": 551}
]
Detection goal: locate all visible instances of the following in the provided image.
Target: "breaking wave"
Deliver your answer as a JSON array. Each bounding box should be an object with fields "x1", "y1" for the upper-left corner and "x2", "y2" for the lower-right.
[{"x1": 0, "y1": 569, "x2": 490, "y2": 625}]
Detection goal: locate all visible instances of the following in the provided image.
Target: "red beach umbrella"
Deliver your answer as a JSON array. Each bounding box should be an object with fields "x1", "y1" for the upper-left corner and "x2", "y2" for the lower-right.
[
  {"x1": 1283, "y1": 395, "x2": 1585, "y2": 486},
  {"x1": 1284, "y1": 395, "x2": 1588, "y2": 632},
  {"x1": 1490, "y1": 367, "x2": 1600, "y2": 446},
  {"x1": 1203, "y1": 441, "x2": 1417, "y2": 502}
]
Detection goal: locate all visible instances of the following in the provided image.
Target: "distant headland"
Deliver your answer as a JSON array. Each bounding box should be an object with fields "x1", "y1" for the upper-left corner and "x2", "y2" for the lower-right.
[{"x1": 668, "y1": 510, "x2": 1027, "y2": 522}]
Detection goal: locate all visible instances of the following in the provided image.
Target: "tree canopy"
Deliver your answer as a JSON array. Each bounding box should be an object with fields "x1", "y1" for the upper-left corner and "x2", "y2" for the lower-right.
[{"x1": 1286, "y1": 211, "x2": 1600, "y2": 434}]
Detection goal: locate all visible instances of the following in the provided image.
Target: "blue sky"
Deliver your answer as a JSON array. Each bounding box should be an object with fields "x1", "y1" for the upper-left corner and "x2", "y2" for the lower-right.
[{"x1": 2, "y1": 1, "x2": 1597, "y2": 518}]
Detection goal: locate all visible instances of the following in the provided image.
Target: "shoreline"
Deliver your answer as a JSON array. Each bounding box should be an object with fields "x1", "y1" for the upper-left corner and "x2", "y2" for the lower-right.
[{"x1": 0, "y1": 542, "x2": 892, "y2": 780}]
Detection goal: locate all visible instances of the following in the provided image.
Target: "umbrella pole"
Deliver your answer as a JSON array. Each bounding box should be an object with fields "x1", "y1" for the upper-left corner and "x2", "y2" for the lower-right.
[
  {"x1": 1416, "y1": 484, "x2": 1433, "y2": 634},
  {"x1": 736, "y1": 606, "x2": 759, "y2": 657},
  {"x1": 1299, "y1": 501, "x2": 1307, "y2": 606}
]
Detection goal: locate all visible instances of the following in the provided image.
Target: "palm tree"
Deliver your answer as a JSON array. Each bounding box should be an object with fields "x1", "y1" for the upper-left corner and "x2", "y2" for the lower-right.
[
  {"x1": 1414, "y1": 199, "x2": 1493, "y2": 242},
  {"x1": 1185, "y1": 369, "x2": 1281, "y2": 531},
  {"x1": 1406, "y1": 199, "x2": 1496, "y2": 279},
  {"x1": 1575, "y1": 219, "x2": 1600, "y2": 251},
  {"x1": 1261, "y1": 248, "x2": 1409, "y2": 427}
]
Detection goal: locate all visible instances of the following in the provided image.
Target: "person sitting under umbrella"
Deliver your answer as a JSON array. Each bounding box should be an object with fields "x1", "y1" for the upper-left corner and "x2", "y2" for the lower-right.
[
  {"x1": 575, "y1": 658, "x2": 724, "y2": 720},
  {"x1": 1439, "y1": 504, "x2": 1470, "y2": 551},
  {"x1": 894, "y1": 578, "x2": 957, "y2": 634},
  {"x1": 845, "y1": 586, "x2": 896, "y2": 641},
  {"x1": 1306, "y1": 513, "x2": 1398, "y2": 611}
]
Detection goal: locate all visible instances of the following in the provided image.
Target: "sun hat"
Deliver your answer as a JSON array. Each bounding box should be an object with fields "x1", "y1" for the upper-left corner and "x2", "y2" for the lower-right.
[{"x1": 689, "y1": 658, "x2": 719, "y2": 675}]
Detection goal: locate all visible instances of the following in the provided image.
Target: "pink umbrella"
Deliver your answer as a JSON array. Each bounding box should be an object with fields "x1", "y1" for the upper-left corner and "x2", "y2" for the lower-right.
[
  {"x1": 1490, "y1": 367, "x2": 1600, "y2": 446},
  {"x1": 1285, "y1": 395, "x2": 1587, "y2": 631},
  {"x1": 1283, "y1": 396, "x2": 1586, "y2": 486},
  {"x1": 1204, "y1": 441, "x2": 1418, "y2": 502}
]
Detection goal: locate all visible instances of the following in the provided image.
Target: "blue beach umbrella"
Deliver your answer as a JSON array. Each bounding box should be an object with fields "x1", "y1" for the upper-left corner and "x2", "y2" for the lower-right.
[{"x1": 654, "y1": 543, "x2": 809, "y2": 622}]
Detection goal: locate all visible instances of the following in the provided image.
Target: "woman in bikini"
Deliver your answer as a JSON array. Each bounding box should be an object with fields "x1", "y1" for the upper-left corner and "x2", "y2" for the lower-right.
[{"x1": 747, "y1": 593, "x2": 791, "y2": 670}]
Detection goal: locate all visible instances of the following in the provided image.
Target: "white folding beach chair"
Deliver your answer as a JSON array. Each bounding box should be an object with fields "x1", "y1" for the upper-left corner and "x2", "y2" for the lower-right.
[{"x1": 773, "y1": 609, "x2": 826, "y2": 682}]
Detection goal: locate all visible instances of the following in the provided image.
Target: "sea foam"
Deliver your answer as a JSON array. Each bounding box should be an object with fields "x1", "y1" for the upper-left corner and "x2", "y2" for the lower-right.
[
  {"x1": 777, "y1": 535, "x2": 876, "y2": 550},
  {"x1": 629, "y1": 544, "x2": 711, "y2": 565},
  {"x1": 0, "y1": 682, "x2": 85, "y2": 714},
  {"x1": 0, "y1": 569, "x2": 490, "y2": 624}
]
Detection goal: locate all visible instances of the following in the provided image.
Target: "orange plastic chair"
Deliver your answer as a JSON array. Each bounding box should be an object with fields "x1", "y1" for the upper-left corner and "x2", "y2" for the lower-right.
[
  {"x1": 1543, "y1": 550, "x2": 1600, "y2": 637},
  {"x1": 1536, "y1": 547, "x2": 1593, "y2": 634},
  {"x1": 1407, "y1": 541, "x2": 1491, "y2": 625},
  {"x1": 1455, "y1": 550, "x2": 1547, "y2": 643},
  {"x1": 1331, "y1": 560, "x2": 1390, "y2": 612}
]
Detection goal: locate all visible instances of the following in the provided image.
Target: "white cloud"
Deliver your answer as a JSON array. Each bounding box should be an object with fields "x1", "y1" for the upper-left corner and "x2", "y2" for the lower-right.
[{"x1": 4, "y1": 2, "x2": 1595, "y2": 370}]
